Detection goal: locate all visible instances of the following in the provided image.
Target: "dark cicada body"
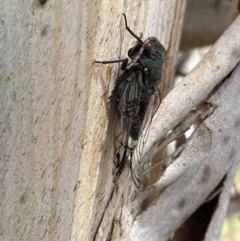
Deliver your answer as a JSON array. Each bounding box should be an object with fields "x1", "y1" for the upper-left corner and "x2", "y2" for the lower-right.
[{"x1": 95, "y1": 14, "x2": 166, "y2": 187}]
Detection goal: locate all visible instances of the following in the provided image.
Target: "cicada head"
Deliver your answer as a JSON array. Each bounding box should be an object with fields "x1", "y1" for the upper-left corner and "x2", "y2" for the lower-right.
[{"x1": 143, "y1": 37, "x2": 166, "y2": 60}]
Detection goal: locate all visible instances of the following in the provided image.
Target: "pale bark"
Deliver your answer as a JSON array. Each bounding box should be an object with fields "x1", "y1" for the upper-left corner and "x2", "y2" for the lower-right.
[
  {"x1": 0, "y1": 0, "x2": 184, "y2": 240},
  {"x1": 1, "y1": 1, "x2": 239, "y2": 241},
  {"x1": 129, "y1": 61, "x2": 240, "y2": 241}
]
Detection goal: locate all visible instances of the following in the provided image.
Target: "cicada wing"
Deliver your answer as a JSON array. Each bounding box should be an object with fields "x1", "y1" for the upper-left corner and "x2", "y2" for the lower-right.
[
  {"x1": 113, "y1": 67, "x2": 143, "y2": 178},
  {"x1": 138, "y1": 88, "x2": 161, "y2": 148},
  {"x1": 114, "y1": 122, "x2": 137, "y2": 178},
  {"x1": 113, "y1": 61, "x2": 162, "y2": 187},
  {"x1": 131, "y1": 81, "x2": 162, "y2": 186}
]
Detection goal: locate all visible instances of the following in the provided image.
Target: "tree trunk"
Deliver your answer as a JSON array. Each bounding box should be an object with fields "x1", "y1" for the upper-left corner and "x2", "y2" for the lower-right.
[{"x1": 1, "y1": 1, "x2": 239, "y2": 241}]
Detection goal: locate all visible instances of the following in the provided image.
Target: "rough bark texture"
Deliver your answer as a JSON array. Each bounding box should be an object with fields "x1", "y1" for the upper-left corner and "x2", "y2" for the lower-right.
[
  {"x1": 1, "y1": 1, "x2": 239, "y2": 241},
  {"x1": 0, "y1": 0, "x2": 109, "y2": 240},
  {"x1": 0, "y1": 0, "x2": 184, "y2": 240}
]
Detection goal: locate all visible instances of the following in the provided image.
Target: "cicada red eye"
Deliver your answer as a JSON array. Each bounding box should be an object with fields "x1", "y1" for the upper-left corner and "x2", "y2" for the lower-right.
[{"x1": 144, "y1": 42, "x2": 153, "y2": 51}]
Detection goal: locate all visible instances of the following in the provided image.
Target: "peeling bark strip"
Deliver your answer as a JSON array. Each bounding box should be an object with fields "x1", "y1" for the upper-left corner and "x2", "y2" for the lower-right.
[
  {"x1": 94, "y1": 14, "x2": 166, "y2": 187},
  {"x1": 141, "y1": 15, "x2": 240, "y2": 164},
  {"x1": 127, "y1": 62, "x2": 240, "y2": 241}
]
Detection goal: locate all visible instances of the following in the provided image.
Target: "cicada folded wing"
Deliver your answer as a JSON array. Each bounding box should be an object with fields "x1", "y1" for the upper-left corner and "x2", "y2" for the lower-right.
[
  {"x1": 130, "y1": 87, "x2": 162, "y2": 186},
  {"x1": 113, "y1": 65, "x2": 143, "y2": 178}
]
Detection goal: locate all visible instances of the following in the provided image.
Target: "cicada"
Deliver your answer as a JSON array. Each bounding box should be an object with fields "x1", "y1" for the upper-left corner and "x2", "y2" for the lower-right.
[{"x1": 95, "y1": 14, "x2": 166, "y2": 187}]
